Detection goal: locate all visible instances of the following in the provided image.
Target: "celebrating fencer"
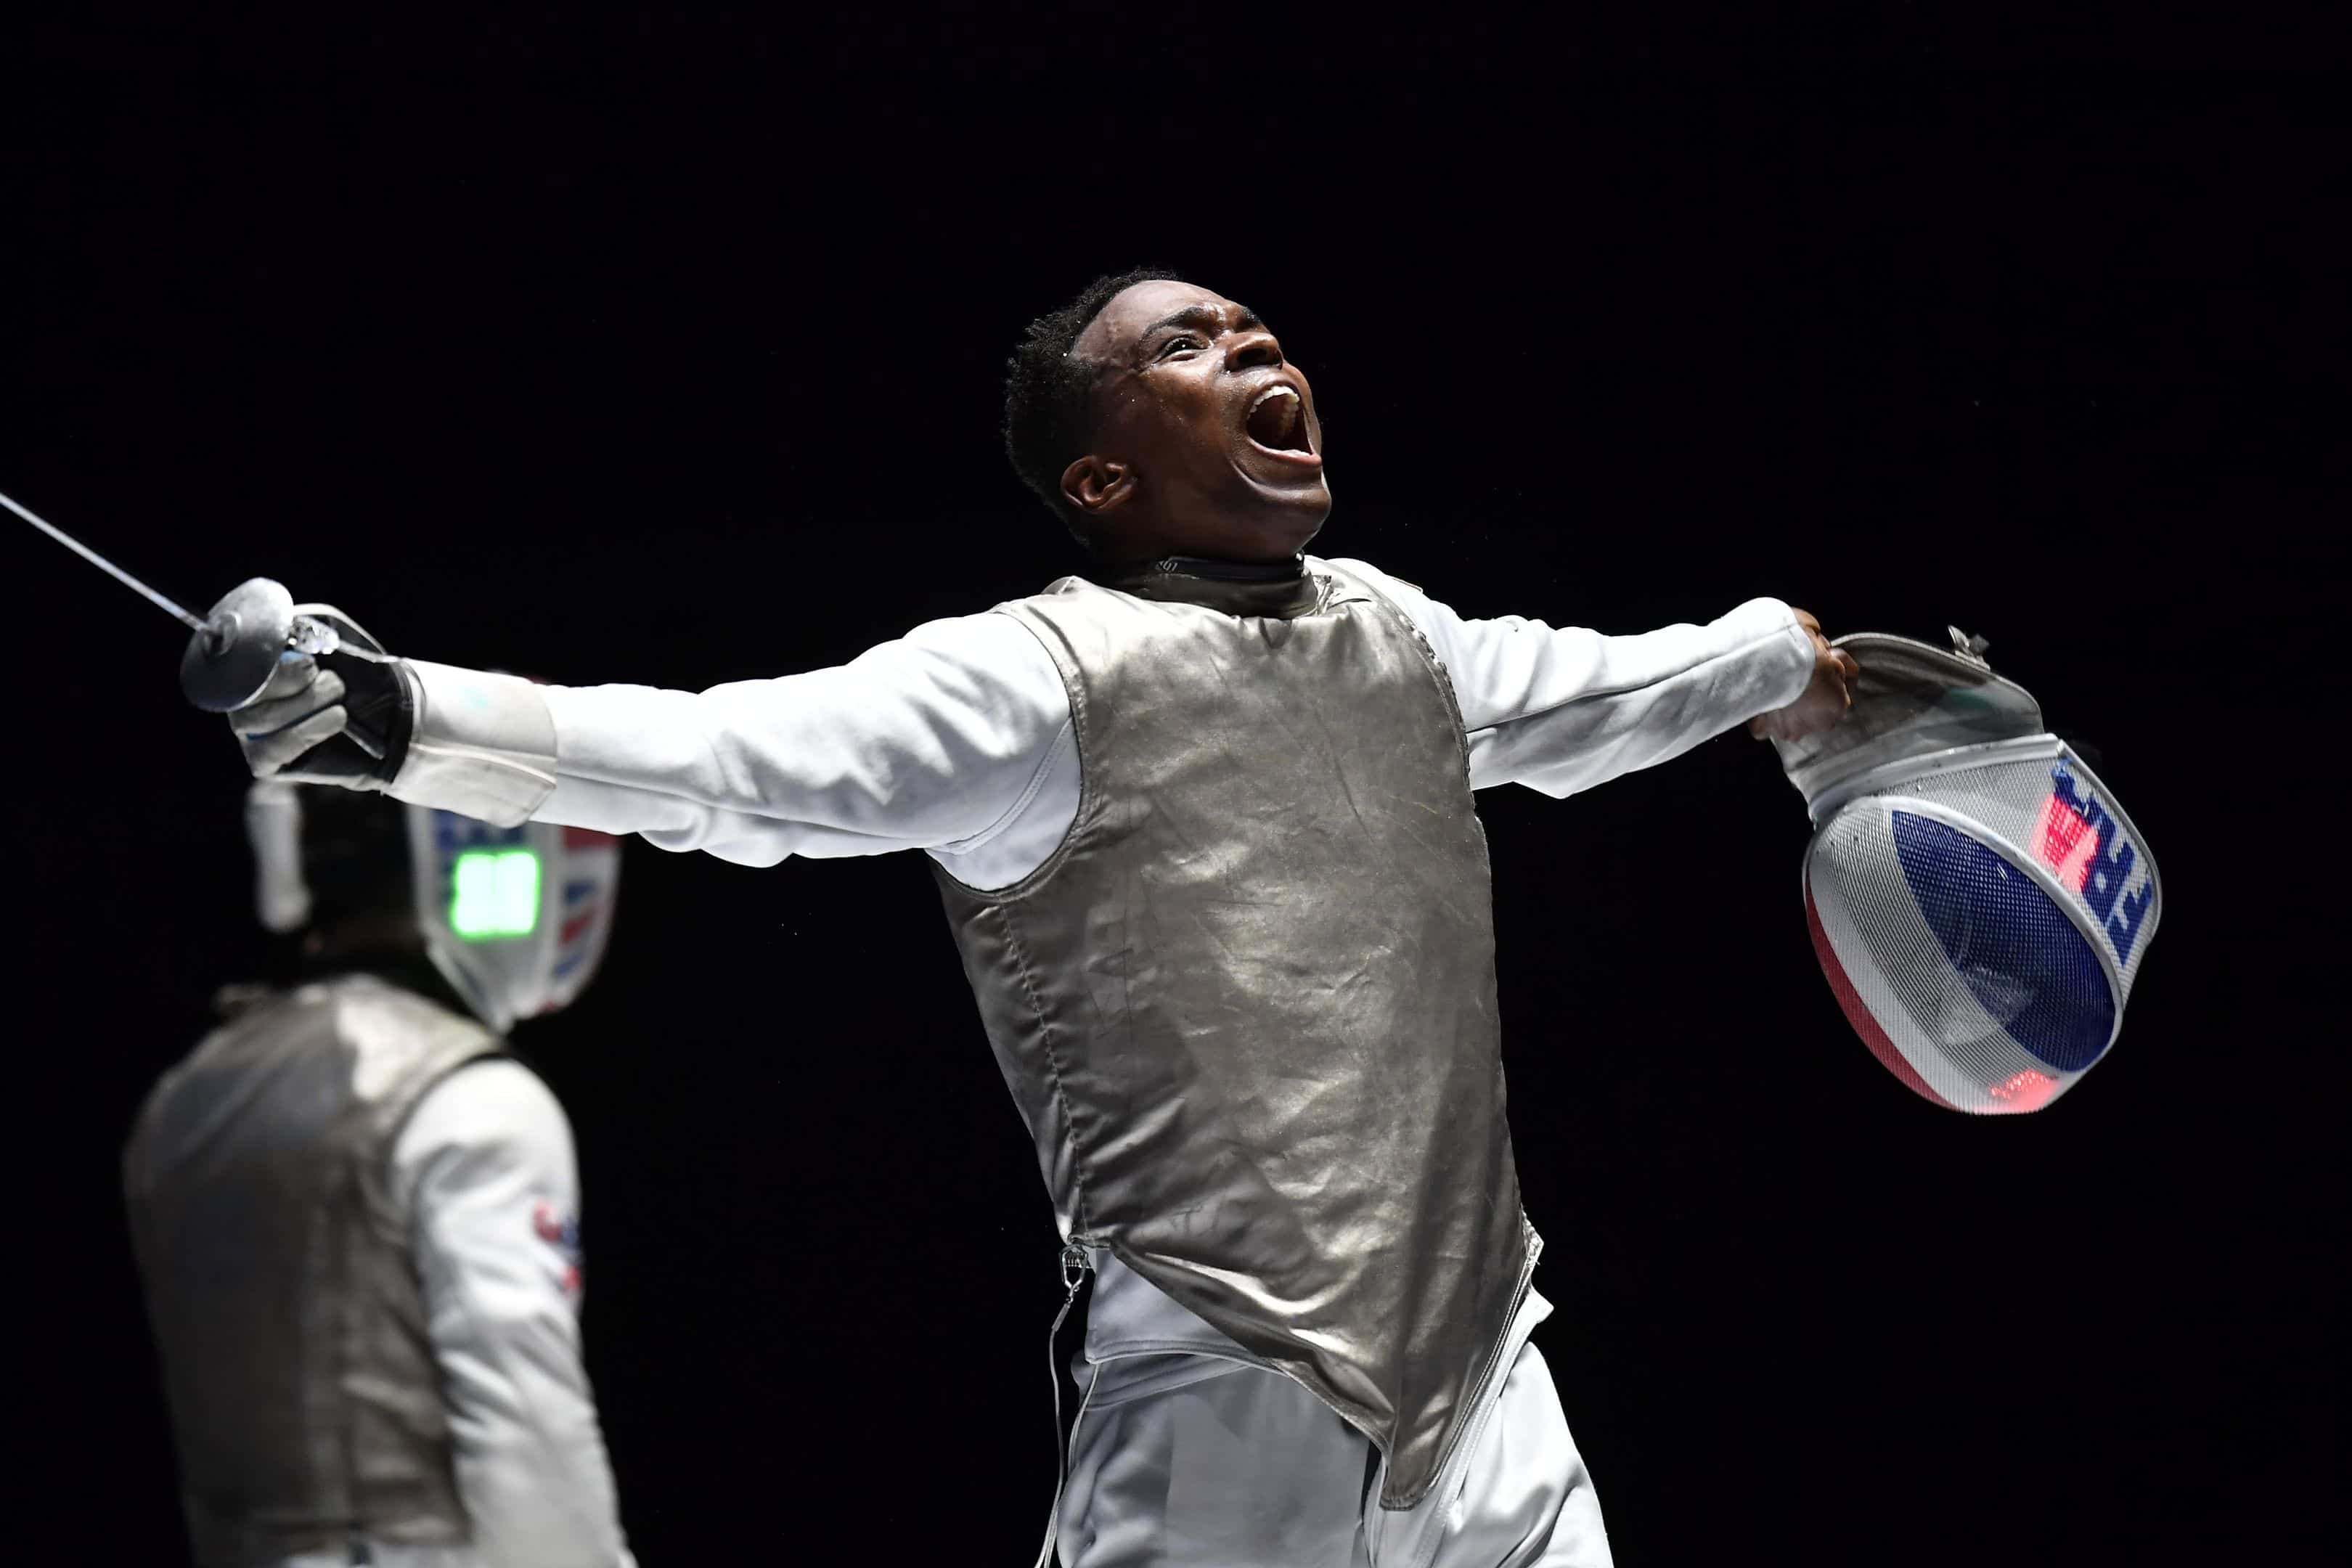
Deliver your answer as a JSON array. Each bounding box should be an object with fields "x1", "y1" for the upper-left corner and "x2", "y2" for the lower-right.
[
  {"x1": 214, "y1": 271, "x2": 1866, "y2": 1567},
  {"x1": 122, "y1": 782, "x2": 635, "y2": 1568}
]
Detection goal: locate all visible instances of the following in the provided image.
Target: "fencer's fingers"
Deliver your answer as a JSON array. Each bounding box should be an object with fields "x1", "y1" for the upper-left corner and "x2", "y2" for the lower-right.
[
  {"x1": 1835, "y1": 650, "x2": 1861, "y2": 682},
  {"x1": 246, "y1": 703, "x2": 349, "y2": 772},
  {"x1": 237, "y1": 667, "x2": 346, "y2": 733},
  {"x1": 1789, "y1": 608, "x2": 1821, "y2": 634},
  {"x1": 235, "y1": 668, "x2": 348, "y2": 738},
  {"x1": 244, "y1": 705, "x2": 351, "y2": 776}
]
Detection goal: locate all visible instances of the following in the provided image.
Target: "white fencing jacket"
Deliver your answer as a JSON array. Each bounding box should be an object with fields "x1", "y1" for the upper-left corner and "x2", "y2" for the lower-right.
[{"x1": 389, "y1": 1058, "x2": 635, "y2": 1568}]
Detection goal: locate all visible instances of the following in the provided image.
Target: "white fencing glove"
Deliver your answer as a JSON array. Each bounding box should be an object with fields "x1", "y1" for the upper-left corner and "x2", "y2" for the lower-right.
[{"x1": 229, "y1": 608, "x2": 416, "y2": 788}]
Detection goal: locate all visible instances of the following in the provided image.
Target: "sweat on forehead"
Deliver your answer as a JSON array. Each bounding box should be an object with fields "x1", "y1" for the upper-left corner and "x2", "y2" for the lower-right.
[{"x1": 1074, "y1": 281, "x2": 1260, "y2": 363}]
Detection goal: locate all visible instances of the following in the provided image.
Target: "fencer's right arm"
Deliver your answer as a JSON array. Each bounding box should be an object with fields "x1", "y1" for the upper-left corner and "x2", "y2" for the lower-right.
[{"x1": 231, "y1": 611, "x2": 1074, "y2": 861}]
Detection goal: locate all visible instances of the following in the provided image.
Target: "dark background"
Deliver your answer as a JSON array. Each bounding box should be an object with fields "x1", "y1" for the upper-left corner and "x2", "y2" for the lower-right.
[{"x1": 3, "y1": 19, "x2": 2341, "y2": 1567}]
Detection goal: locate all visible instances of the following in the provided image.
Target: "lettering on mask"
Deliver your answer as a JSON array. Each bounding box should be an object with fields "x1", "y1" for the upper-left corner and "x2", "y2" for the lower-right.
[{"x1": 2037, "y1": 761, "x2": 2155, "y2": 965}]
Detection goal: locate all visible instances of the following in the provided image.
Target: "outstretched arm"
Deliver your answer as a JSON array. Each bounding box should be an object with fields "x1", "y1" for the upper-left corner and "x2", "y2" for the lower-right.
[
  {"x1": 234, "y1": 610, "x2": 1077, "y2": 869},
  {"x1": 1335, "y1": 558, "x2": 1843, "y2": 798}
]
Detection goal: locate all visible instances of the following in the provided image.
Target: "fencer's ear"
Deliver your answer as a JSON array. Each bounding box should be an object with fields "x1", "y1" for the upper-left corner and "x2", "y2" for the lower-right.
[{"x1": 1061, "y1": 454, "x2": 1136, "y2": 518}]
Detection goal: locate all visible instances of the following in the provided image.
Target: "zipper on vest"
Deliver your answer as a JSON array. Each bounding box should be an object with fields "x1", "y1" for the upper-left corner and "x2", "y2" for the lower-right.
[
  {"x1": 1403, "y1": 1221, "x2": 1544, "y2": 1506},
  {"x1": 1032, "y1": 1239, "x2": 1101, "y2": 1568}
]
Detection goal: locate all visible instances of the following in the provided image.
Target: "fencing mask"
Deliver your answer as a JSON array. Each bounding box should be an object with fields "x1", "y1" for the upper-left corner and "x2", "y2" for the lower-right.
[
  {"x1": 1769, "y1": 629, "x2": 2160, "y2": 1114},
  {"x1": 245, "y1": 780, "x2": 621, "y2": 1033}
]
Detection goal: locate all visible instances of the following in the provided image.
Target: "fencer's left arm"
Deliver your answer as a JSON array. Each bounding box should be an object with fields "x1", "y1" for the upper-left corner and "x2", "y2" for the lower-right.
[
  {"x1": 394, "y1": 1060, "x2": 637, "y2": 1568},
  {"x1": 1333, "y1": 559, "x2": 1819, "y2": 798}
]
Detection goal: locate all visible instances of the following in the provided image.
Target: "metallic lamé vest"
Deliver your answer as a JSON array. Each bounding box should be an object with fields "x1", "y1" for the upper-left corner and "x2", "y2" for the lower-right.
[
  {"x1": 123, "y1": 973, "x2": 501, "y2": 1565},
  {"x1": 934, "y1": 558, "x2": 1535, "y2": 1507}
]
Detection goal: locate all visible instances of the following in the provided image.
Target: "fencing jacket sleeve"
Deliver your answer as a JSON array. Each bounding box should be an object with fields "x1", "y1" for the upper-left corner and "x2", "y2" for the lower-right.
[
  {"x1": 392, "y1": 1059, "x2": 637, "y2": 1568},
  {"x1": 1326, "y1": 558, "x2": 1819, "y2": 797},
  {"x1": 391, "y1": 609, "x2": 1075, "y2": 888},
  {"x1": 386, "y1": 559, "x2": 1814, "y2": 891}
]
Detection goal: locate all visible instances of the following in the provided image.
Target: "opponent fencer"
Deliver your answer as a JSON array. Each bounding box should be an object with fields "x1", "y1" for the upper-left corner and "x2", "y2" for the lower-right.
[
  {"x1": 123, "y1": 782, "x2": 635, "y2": 1568},
  {"x1": 222, "y1": 271, "x2": 1858, "y2": 1567}
]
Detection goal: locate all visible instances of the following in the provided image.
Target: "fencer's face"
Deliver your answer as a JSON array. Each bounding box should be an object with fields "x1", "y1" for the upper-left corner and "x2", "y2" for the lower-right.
[{"x1": 1063, "y1": 280, "x2": 1330, "y2": 563}]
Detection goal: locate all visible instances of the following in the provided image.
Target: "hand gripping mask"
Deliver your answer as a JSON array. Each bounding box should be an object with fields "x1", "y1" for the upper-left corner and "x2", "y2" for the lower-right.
[
  {"x1": 245, "y1": 780, "x2": 621, "y2": 1034},
  {"x1": 1768, "y1": 630, "x2": 2160, "y2": 1114}
]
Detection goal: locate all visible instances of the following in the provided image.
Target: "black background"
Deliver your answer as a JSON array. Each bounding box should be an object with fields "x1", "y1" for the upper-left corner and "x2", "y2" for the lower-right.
[{"x1": 4, "y1": 15, "x2": 2342, "y2": 1566}]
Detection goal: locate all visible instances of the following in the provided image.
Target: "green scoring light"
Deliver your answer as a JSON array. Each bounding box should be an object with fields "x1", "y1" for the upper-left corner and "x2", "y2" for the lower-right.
[{"x1": 449, "y1": 849, "x2": 542, "y2": 939}]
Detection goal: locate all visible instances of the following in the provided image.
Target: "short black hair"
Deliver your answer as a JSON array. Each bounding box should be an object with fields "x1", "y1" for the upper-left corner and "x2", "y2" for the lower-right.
[{"x1": 1003, "y1": 266, "x2": 1186, "y2": 544}]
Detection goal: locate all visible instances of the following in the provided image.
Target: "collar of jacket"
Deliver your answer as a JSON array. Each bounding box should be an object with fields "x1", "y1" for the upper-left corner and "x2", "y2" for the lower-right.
[{"x1": 1096, "y1": 554, "x2": 1323, "y2": 619}]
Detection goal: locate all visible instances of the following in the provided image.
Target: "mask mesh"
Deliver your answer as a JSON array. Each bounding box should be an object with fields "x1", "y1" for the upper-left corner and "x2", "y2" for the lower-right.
[{"x1": 1808, "y1": 748, "x2": 2157, "y2": 1113}]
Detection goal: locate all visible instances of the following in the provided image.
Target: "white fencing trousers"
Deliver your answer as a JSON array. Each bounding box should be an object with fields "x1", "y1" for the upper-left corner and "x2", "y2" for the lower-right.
[{"x1": 1055, "y1": 1256, "x2": 1611, "y2": 1568}]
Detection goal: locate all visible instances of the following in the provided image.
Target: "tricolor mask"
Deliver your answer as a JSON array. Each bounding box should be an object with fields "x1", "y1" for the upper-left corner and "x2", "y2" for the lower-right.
[{"x1": 1769, "y1": 630, "x2": 2161, "y2": 1114}]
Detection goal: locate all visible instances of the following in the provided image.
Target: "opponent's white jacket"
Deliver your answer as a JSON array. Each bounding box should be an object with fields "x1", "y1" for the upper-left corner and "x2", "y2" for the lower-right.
[
  {"x1": 385, "y1": 1055, "x2": 634, "y2": 1568},
  {"x1": 125, "y1": 976, "x2": 634, "y2": 1568}
]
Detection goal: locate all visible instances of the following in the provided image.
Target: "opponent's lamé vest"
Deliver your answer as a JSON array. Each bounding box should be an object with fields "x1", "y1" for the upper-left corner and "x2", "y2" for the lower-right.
[
  {"x1": 934, "y1": 558, "x2": 1535, "y2": 1507},
  {"x1": 123, "y1": 974, "x2": 500, "y2": 1565}
]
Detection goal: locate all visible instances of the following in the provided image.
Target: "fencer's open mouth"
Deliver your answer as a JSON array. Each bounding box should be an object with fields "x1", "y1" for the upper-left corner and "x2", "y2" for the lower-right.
[{"x1": 1243, "y1": 383, "x2": 1319, "y2": 465}]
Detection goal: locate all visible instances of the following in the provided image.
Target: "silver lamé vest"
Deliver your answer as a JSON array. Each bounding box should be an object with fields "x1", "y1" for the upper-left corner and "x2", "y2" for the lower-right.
[
  {"x1": 123, "y1": 973, "x2": 502, "y2": 1566},
  {"x1": 934, "y1": 558, "x2": 1535, "y2": 1508}
]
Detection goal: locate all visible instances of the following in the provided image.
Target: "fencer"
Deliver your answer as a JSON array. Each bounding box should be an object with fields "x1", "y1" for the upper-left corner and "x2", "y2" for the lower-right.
[
  {"x1": 122, "y1": 781, "x2": 634, "y2": 1568},
  {"x1": 221, "y1": 271, "x2": 1858, "y2": 1567}
]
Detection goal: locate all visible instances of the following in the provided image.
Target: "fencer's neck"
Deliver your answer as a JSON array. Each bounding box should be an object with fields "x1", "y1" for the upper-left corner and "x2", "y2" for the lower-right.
[
  {"x1": 1110, "y1": 553, "x2": 1304, "y2": 582},
  {"x1": 1095, "y1": 552, "x2": 1320, "y2": 618},
  {"x1": 287, "y1": 941, "x2": 478, "y2": 1026}
]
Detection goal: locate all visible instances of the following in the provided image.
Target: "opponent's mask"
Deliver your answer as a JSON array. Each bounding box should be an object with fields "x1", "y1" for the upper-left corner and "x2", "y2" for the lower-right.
[
  {"x1": 1768, "y1": 630, "x2": 2160, "y2": 1114},
  {"x1": 245, "y1": 781, "x2": 621, "y2": 1033}
]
